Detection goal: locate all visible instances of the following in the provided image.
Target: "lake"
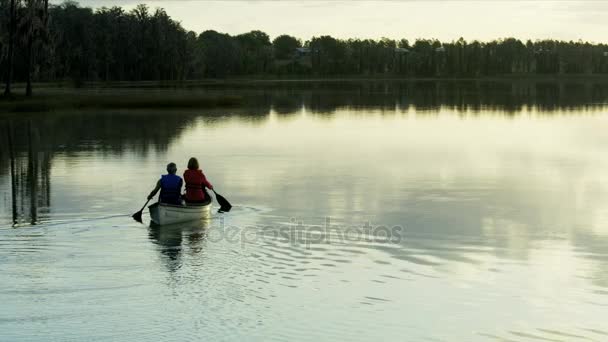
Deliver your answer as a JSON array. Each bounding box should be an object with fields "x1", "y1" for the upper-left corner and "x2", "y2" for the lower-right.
[{"x1": 1, "y1": 80, "x2": 608, "y2": 341}]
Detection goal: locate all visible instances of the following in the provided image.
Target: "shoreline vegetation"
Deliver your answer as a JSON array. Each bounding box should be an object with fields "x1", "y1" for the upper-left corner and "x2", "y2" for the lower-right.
[{"x1": 2, "y1": 2, "x2": 608, "y2": 101}]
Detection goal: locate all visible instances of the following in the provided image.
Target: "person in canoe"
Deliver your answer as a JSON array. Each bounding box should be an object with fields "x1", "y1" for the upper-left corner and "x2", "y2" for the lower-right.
[
  {"x1": 147, "y1": 162, "x2": 184, "y2": 205},
  {"x1": 183, "y1": 157, "x2": 214, "y2": 205}
]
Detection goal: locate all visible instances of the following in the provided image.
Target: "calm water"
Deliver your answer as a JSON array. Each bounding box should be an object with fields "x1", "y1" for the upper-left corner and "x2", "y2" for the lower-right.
[{"x1": 1, "y1": 81, "x2": 608, "y2": 341}]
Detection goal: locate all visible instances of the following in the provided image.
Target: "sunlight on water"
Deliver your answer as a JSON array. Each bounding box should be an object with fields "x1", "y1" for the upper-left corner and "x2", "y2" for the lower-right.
[{"x1": 1, "y1": 83, "x2": 608, "y2": 341}]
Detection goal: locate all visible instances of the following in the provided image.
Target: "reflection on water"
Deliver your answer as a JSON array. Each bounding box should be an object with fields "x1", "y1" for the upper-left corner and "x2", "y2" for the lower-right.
[
  {"x1": 148, "y1": 219, "x2": 210, "y2": 274},
  {"x1": 1, "y1": 81, "x2": 608, "y2": 341},
  {"x1": 3, "y1": 123, "x2": 52, "y2": 225},
  {"x1": 206, "y1": 79, "x2": 608, "y2": 113},
  {"x1": 1, "y1": 112, "x2": 201, "y2": 225},
  {"x1": 2, "y1": 80, "x2": 608, "y2": 225}
]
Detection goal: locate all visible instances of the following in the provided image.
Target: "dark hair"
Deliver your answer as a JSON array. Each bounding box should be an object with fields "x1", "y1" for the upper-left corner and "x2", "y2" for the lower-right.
[
  {"x1": 166, "y1": 162, "x2": 177, "y2": 174},
  {"x1": 187, "y1": 157, "x2": 199, "y2": 170}
]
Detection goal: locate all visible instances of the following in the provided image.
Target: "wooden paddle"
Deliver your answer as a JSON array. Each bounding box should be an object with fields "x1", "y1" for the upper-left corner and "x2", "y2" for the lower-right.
[
  {"x1": 132, "y1": 198, "x2": 151, "y2": 223},
  {"x1": 212, "y1": 189, "x2": 232, "y2": 213}
]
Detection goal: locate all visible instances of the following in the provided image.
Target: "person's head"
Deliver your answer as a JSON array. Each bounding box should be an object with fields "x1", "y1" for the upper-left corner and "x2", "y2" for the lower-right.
[
  {"x1": 187, "y1": 157, "x2": 199, "y2": 170},
  {"x1": 166, "y1": 162, "x2": 177, "y2": 174}
]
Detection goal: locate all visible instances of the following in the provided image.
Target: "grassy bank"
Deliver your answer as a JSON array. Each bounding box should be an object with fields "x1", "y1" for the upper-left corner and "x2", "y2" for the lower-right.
[{"x1": 0, "y1": 92, "x2": 243, "y2": 113}]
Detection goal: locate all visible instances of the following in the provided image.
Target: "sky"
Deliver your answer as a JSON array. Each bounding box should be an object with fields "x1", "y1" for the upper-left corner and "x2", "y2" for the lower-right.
[{"x1": 67, "y1": 1, "x2": 608, "y2": 43}]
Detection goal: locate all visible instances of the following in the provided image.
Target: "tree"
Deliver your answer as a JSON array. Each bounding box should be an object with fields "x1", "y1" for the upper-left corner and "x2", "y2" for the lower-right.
[
  {"x1": 47, "y1": 2, "x2": 95, "y2": 85},
  {"x1": 198, "y1": 30, "x2": 239, "y2": 77},
  {"x1": 273, "y1": 34, "x2": 300, "y2": 60},
  {"x1": 3, "y1": 0, "x2": 17, "y2": 96},
  {"x1": 93, "y1": 6, "x2": 123, "y2": 81},
  {"x1": 309, "y1": 35, "x2": 347, "y2": 75},
  {"x1": 235, "y1": 30, "x2": 272, "y2": 74},
  {"x1": 3, "y1": 0, "x2": 608, "y2": 91},
  {"x1": 20, "y1": 0, "x2": 48, "y2": 96}
]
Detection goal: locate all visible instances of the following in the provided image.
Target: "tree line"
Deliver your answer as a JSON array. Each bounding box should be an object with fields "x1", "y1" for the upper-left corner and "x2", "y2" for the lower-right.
[{"x1": 2, "y1": 1, "x2": 608, "y2": 96}]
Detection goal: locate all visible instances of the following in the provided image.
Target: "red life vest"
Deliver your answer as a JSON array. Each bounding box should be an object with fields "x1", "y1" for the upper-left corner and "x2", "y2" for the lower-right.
[{"x1": 183, "y1": 169, "x2": 213, "y2": 202}]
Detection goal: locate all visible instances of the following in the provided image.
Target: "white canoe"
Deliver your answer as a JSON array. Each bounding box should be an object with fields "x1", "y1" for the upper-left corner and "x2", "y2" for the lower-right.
[{"x1": 149, "y1": 202, "x2": 212, "y2": 225}]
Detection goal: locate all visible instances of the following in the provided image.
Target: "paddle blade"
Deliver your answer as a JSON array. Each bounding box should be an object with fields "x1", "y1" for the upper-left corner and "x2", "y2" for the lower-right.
[
  {"x1": 214, "y1": 191, "x2": 232, "y2": 212},
  {"x1": 132, "y1": 210, "x2": 144, "y2": 223}
]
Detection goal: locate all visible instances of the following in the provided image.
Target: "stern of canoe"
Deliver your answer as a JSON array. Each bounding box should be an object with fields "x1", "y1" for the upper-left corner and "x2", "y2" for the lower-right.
[{"x1": 148, "y1": 202, "x2": 212, "y2": 225}]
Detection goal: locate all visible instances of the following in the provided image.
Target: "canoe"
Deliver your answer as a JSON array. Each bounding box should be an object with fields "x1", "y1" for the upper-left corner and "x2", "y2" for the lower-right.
[{"x1": 148, "y1": 201, "x2": 212, "y2": 225}]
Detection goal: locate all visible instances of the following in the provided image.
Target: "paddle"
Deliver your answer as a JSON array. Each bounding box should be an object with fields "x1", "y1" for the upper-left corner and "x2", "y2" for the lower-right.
[
  {"x1": 212, "y1": 189, "x2": 232, "y2": 213},
  {"x1": 132, "y1": 198, "x2": 151, "y2": 223}
]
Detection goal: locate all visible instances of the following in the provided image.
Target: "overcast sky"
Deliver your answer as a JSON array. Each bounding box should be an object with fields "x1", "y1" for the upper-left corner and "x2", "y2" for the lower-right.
[{"x1": 67, "y1": 1, "x2": 608, "y2": 43}]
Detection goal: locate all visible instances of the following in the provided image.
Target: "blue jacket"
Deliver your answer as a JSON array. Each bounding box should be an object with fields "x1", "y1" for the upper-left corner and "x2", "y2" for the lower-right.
[{"x1": 160, "y1": 174, "x2": 183, "y2": 205}]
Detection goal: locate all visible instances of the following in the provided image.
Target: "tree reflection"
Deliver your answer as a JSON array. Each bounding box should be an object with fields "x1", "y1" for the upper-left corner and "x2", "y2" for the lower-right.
[
  {"x1": 1, "y1": 111, "x2": 200, "y2": 225},
  {"x1": 174, "y1": 80, "x2": 608, "y2": 114},
  {"x1": 1, "y1": 80, "x2": 608, "y2": 225},
  {"x1": 3, "y1": 122, "x2": 51, "y2": 226}
]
